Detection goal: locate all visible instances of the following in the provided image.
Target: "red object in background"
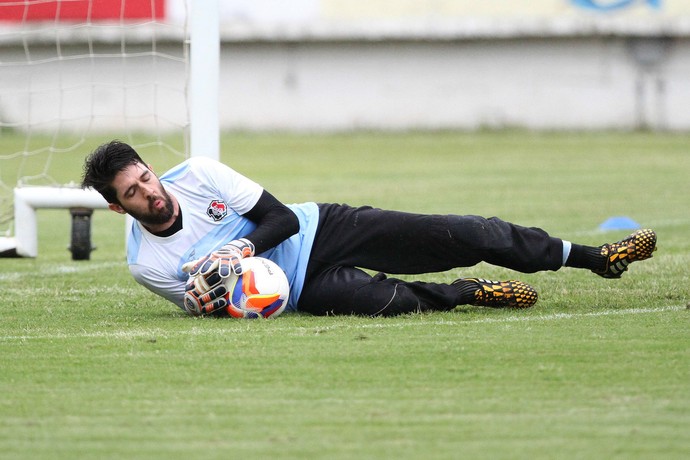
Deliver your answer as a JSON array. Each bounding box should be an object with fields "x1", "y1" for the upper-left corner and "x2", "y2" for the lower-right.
[{"x1": 0, "y1": 0, "x2": 165, "y2": 21}]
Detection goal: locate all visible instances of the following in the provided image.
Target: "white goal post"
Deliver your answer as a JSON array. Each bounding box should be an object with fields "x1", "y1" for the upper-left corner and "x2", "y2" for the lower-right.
[
  {"x1": 0, "y1": 186, "x2": 109, "y2": 258},
  {"x1": 0, "y1": 0, "x2": 219, "y2": 258}
]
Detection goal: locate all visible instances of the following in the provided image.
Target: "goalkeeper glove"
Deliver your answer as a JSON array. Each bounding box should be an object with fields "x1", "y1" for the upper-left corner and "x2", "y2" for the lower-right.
[
  {"x1": 183, "y1": 276, "x2": 229, "y2": 316},
  {"x1": 182, "y1": 238, "x2": 255, "y2": 278}
]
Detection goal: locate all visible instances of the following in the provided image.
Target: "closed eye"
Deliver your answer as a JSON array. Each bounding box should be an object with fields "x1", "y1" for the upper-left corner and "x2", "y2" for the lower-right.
[
  {"x1": 124, "y1": 184, "x2": 138, "y2": 199},
  {"x1": 124, "y1": 171, "x2": 151, "y2": 198}
]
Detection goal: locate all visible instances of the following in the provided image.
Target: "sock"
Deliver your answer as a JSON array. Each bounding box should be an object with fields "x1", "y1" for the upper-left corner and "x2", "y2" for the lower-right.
[
  {"x1": 562, "y1": 240, "x2": 572, "y2": 265},
  {"x1": 452, "y1": 279, "x2": 479, "y2": 305},
  {"x1": 565, "y1": 243, "x2": 605, "y2": 271}
]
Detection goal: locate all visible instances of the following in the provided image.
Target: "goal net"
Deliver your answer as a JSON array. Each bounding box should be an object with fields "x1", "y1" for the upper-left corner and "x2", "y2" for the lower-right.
[{"x1": 0, "y1": 0, "x2": 196, "y2": 257}]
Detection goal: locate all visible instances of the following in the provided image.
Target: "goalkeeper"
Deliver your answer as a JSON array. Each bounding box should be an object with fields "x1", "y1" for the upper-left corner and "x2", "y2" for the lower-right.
[{"x1": 81, "y1": 140, "x2": 657, "y2": 317}]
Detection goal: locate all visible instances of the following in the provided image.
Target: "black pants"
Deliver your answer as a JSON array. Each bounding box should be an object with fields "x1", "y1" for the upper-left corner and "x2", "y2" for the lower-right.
[{"x1": 298, "y1": 203, "x2": 564, "y2": 316}]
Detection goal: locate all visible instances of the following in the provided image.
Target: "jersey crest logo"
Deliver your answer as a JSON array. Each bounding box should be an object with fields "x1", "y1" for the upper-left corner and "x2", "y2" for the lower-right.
[{"x1": 207, "y1": 200, "x2": 228, "y2": 221}]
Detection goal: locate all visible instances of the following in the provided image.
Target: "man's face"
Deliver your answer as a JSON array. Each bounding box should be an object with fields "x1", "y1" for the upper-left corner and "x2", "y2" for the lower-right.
[{"x1": 109, "y1": 162, "x2": 175, "y2": 228}]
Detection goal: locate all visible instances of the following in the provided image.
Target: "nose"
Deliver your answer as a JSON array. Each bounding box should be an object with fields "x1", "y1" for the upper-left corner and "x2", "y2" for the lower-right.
[{"x1": 142, "y1": 183, "x2": 156, "y2": 199}]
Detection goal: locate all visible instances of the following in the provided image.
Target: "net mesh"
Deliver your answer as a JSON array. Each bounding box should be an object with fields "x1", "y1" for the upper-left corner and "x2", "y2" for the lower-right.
[{"x1": 0, "y1": 0, "x2": 190, "y2": 236}]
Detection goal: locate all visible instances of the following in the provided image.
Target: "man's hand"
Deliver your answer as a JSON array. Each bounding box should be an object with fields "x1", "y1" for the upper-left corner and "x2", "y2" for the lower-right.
[
  {"x1": 180, "y1": 238, "x2": 255, "y2": 315},
  {"x1": 182, "y1": 238, "x2": 255, "y2": 278},
  {"x1": 183, "y1": 276, "x2": 229, "y2": 316}
]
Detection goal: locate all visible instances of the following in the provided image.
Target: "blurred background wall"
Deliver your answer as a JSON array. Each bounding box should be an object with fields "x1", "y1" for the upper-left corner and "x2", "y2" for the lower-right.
[{"x1": 2, "y1": 0, "x2": 689, "y2": 132}]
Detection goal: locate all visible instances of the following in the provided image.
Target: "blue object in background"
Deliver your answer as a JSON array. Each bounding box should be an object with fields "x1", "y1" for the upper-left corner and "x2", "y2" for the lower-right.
[
  {"x1": 571, "y1": 0, "x2": 662, "y2": 11},
  {"x1": 599, "y1": 216, "x2": 641, "y2": 231}
]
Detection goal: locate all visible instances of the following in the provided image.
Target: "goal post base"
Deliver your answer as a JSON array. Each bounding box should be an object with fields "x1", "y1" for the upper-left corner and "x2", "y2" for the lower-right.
[
  {"x1": 0, "y1": 238, "x2": 20, "y2": 257},
  {"x1": 69, "y1": 207, "x2": 95, "y2": 260},
  {"x1": 0, "y1": 186, "x2": 109, "y2": 258}
]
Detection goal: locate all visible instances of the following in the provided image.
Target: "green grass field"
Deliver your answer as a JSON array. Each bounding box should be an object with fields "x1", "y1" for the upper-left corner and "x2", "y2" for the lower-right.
[{"x1": 1, "y1": 131, "x2": 689, "y2": 459}]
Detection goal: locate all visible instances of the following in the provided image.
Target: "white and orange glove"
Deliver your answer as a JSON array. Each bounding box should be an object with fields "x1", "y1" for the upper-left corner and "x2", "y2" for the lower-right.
[
  {"x1": 182, "y1": 277, "x2": 228, "y2": 316},
  {"x1": 182, "y1": 238, "x2": 255, "y2": 279},
  {"x1": 181, "y1": 238, "x2": 255, "y2": 316}
]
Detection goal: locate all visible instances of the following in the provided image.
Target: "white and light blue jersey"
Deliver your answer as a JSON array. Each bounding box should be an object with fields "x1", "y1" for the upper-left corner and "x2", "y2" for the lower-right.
[{"x1": 126, "y1": 156, "x2": 319, "y2": 312}]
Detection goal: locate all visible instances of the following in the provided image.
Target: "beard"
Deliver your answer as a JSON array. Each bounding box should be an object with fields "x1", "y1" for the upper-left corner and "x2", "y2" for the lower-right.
[{"x1": 124, "y1": 188, "x2": 175, "y2": 227}]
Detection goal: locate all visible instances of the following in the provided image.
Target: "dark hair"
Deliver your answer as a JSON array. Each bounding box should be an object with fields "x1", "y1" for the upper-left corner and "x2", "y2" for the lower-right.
[{"x1": 81, "y1": 140, "x2": 146, "y2": 204}]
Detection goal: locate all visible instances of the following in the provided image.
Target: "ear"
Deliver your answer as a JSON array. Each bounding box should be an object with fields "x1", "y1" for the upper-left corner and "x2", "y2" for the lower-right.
[{"x1": 108, "y1": 203, "x2": 127, "y2": 215}]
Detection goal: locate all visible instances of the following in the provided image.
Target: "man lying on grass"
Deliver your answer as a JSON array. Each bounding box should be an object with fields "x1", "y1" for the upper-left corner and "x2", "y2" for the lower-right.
[{"x1": 81, "y1": 140, "x2": 657, "y2": 317}]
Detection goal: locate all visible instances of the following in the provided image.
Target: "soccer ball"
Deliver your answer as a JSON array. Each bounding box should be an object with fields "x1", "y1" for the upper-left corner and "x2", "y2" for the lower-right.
[{"x1": 214, "y1": 257, "x2": 289, "y2": 319}]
